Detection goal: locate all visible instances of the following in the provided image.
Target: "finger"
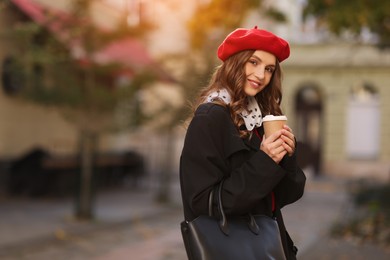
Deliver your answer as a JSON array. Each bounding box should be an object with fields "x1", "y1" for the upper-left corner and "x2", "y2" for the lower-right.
[
  {"x1": 267, "y1": 147, "x2": 286, "y2": 163},
  {"x1": 282, "y1": 142, "x2": 294, "y2": 155},
  {"x1": 283, "y1": 125, "x2": 292, "y2": 132},
  {"x1": 281, "y1": 134, "x2": 295, "y2": 148},
  {"x1": 261, "y1": 139, "x2": 284, "y2": 157},
  {"x1": 274, "y1": 144, "x2": 287, "y2": 155},
  {"x1": 276, "y1": 150, "x2": 288, "y2": 163},
  {"x1": 271, "y1": 138, "x2": 287, "y2": 151},
  {"x1": 274, "y1": 137, "x2": 285, "y2": 146},
  {"x1": 281, "y1": 129, "x2": 294, "y2": 140},
  {"x1": 281, "y1": 134, "x2": 294, "y2": 147},
  {"x1": 280, "y1": 149, "x2": 288, "y2": 158},
  {"x1": 281, "y1": 137, "x2": 296, "y2": 155},
  {"x1": 266, "y1": 139, "x2": 285, "y2": 153}
]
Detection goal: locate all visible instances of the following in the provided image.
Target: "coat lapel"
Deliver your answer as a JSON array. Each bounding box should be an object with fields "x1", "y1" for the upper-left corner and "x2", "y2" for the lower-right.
[{"x1": 243, "y1": 127, "x2": 264, "y2": 151}]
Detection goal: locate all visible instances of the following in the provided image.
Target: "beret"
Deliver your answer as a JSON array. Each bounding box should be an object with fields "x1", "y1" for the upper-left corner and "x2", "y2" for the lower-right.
[{"x1": 217, "y1": 26, "x2": 290, "y2": 62}]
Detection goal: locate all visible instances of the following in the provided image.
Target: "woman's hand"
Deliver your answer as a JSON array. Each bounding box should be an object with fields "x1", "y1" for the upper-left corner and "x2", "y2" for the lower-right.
[
  {"x1": 260, "y1": 125, "x2": 296, "y2": 163},
  {"x1": 280, "y1": 125, "x2": 296, "y2": 157},
  {"x1": 260, "y1": 130, "x2": 287, "y2": 164}
]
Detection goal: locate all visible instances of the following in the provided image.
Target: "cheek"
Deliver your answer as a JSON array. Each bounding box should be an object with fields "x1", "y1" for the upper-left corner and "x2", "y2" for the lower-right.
[
  {"x1": 265, "y1": 74, "x2": 273, "y2": 84},
  {"x1": 245, "y1": 63, "x2": 255, "y2": 74}
]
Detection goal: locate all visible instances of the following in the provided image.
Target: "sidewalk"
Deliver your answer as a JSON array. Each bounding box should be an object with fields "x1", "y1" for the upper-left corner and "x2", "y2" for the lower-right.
[
  {"x1": 0, "y1": 177, "x2": 389, "y2": 259},
  {"x1": 289, "y1": 177, "x2": 390, "y2": 260},
  {"x1": 0, "y1": 186, "x2": 173, "y2": 253},
  {"x1": 283, "y1": 177, "x2": 348, "y2": 254}
]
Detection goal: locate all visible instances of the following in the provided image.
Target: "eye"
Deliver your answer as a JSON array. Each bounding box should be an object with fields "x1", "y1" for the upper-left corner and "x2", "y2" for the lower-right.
[
  {"x1": 248, "y1": 59, "x2": 258, "y2": 65},
  {"x1": 265, "y1": 67, "x2": 275, "y2": 73}
]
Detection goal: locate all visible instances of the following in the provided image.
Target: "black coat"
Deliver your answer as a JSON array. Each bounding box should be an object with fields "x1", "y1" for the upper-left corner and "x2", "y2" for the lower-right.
[{"x1": 180, "y1": 103, "x2": 306, "y2": 259}]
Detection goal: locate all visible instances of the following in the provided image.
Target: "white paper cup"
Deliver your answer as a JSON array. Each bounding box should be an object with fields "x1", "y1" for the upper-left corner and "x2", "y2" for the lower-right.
[{"x1": 262, "y1": 115, "x2": 287, "y2": 138}]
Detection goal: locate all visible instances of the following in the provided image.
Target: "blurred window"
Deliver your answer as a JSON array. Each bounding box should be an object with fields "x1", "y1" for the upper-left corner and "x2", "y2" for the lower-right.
[
  {"x1": 346, "y1": 82, "x2": 380, "y2": 159},
  {"x1": 1, "y1": 56, "x2": 25, "y2": 95}
]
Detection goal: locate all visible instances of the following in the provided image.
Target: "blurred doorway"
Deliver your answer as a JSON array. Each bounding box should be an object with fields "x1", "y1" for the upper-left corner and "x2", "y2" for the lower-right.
[{"x1": 295, "y1": 84, "x2": 323, "y2": 176}]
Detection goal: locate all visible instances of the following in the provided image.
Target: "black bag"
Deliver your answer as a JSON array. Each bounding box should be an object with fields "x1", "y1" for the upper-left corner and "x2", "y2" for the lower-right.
[{"x1": 181, "y1": 180, "x2": 286, "y2": 260}]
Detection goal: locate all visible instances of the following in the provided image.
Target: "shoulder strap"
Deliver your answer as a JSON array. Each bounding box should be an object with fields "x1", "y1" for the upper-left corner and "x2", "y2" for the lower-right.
[{"x1": 208, "y1": 187, "x2": 214, "y2": 216}]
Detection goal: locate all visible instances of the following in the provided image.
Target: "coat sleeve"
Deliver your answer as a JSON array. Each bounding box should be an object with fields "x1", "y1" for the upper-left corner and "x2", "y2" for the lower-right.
[
  {"x1": 180, "y1": 105, "x2": 227, "y2": 220},
  {"x1": 274, "y1": 146, "x2": 306, "y2": 208},
  {"x1": 180, "y1": 104, "x2": 291, "y2": 219}
]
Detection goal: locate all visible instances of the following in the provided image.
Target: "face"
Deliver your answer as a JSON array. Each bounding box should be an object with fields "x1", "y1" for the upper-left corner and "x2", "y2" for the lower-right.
[{"x1": 244, "y1": 50, "x2": 276, "y2": 97}]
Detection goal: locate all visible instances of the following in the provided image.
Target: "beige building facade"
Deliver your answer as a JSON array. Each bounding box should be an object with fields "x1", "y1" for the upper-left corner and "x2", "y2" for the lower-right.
[{"x1": 282, "y1": 44, "x2": 390, "y2": 179}]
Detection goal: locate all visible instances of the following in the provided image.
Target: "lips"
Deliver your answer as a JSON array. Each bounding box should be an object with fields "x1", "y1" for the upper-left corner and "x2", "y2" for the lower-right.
[{"x1": 248, "y1": 79, "x2": 262, "y2": 88}]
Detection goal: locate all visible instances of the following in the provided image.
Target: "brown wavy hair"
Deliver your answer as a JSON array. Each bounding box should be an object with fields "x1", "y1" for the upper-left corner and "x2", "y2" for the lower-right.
[{"x1": 195, "y1": 50, "x2": 283, "y2": 138}]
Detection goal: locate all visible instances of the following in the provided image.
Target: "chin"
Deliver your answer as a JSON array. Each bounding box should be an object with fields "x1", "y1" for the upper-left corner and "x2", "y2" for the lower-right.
[{"x1": 244, "y1": 88, "x2": 262, "y2": 97}]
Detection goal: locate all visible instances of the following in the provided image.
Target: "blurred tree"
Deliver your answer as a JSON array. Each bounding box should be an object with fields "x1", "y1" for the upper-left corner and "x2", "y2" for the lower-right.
[
  {"x1": 188, "y1": 0, "x2": 257, "y2": 49},
  {"x1": 1, "y1": 0, "x2": 156, "y2": 219},
  {"x1": 303, "y1": 0, "x2": 390, "y2": 48},
  {"x1": 188, "y1": 0, "x2": 286, "y2": 50}
]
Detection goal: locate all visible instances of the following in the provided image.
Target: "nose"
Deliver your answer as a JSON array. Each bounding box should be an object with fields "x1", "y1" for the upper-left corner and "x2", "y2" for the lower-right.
[{"x1": 254, "y1": 66, "x2": 265, "y2": 80}]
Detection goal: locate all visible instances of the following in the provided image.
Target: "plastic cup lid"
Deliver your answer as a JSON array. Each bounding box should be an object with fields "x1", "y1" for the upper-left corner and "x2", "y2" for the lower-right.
[{"x1": 263, "y1": 115, "x2": 288, "y2": 122}]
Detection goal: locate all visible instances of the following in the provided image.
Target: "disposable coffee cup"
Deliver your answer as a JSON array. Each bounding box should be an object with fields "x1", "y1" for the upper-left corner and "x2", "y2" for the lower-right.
[{"x1": 262, "y1": 115, "x2": 287, "y2": 138}]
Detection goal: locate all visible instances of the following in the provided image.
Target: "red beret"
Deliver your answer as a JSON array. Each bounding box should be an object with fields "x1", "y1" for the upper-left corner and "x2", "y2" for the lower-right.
[{"x1": 217, "y1": 26, "x2": 290, "y2": 62}]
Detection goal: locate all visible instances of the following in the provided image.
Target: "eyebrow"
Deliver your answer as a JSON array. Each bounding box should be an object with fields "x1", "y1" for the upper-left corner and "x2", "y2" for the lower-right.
[{"x1": 251, "y1": 54, "x2": 276, "y2": 67}]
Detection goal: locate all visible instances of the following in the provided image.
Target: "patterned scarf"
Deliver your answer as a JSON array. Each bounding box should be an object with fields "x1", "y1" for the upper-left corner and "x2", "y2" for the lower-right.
[{"x1": 206, "y1": 89, "x2": 262, "y2": 131}]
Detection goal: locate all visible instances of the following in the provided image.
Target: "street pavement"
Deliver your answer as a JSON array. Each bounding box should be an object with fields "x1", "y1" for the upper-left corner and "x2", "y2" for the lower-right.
[{"x1": 0, "y1": 175, "x2": 389, "y2": 260}]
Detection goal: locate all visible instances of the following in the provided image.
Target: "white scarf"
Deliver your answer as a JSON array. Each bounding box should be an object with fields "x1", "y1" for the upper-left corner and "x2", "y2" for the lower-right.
[{"x1": 206, "y1": 89, "x2": 262, "y2": 131}]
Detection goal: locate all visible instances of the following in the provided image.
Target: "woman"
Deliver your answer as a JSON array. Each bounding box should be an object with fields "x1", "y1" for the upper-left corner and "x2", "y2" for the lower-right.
[{"x1": 180, "y1": 26, "x2": 306, "y2": 259}]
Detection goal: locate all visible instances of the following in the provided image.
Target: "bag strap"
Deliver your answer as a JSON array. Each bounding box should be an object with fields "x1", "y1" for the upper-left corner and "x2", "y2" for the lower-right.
[
  {"x1": 210, "y1": 180, "x2": 260, "y2": 236},
  {"x1": 208, "y1": 185, "x2": 214, "y2": 216},
  {"x1": 216, "y1": 180, "x2": 229, "y2": 235}
]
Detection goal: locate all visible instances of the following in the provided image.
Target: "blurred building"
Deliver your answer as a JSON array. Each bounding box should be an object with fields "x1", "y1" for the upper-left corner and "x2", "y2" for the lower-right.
[
  {"x1": 282, "y1": 44, "x2": 390, "y2": 180},
  {"x1": 0, "y1": 0, "x2": 183, "y2": 196},
  {"x1": 0, "y1": 0, "x2": 174, "y2": 152},
  {"x1": 1, "y1": 0, "x2": 389, "y2": 186},
  {"x1": 245, "y1": 0, "x2": 390, "y2": 180}
]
